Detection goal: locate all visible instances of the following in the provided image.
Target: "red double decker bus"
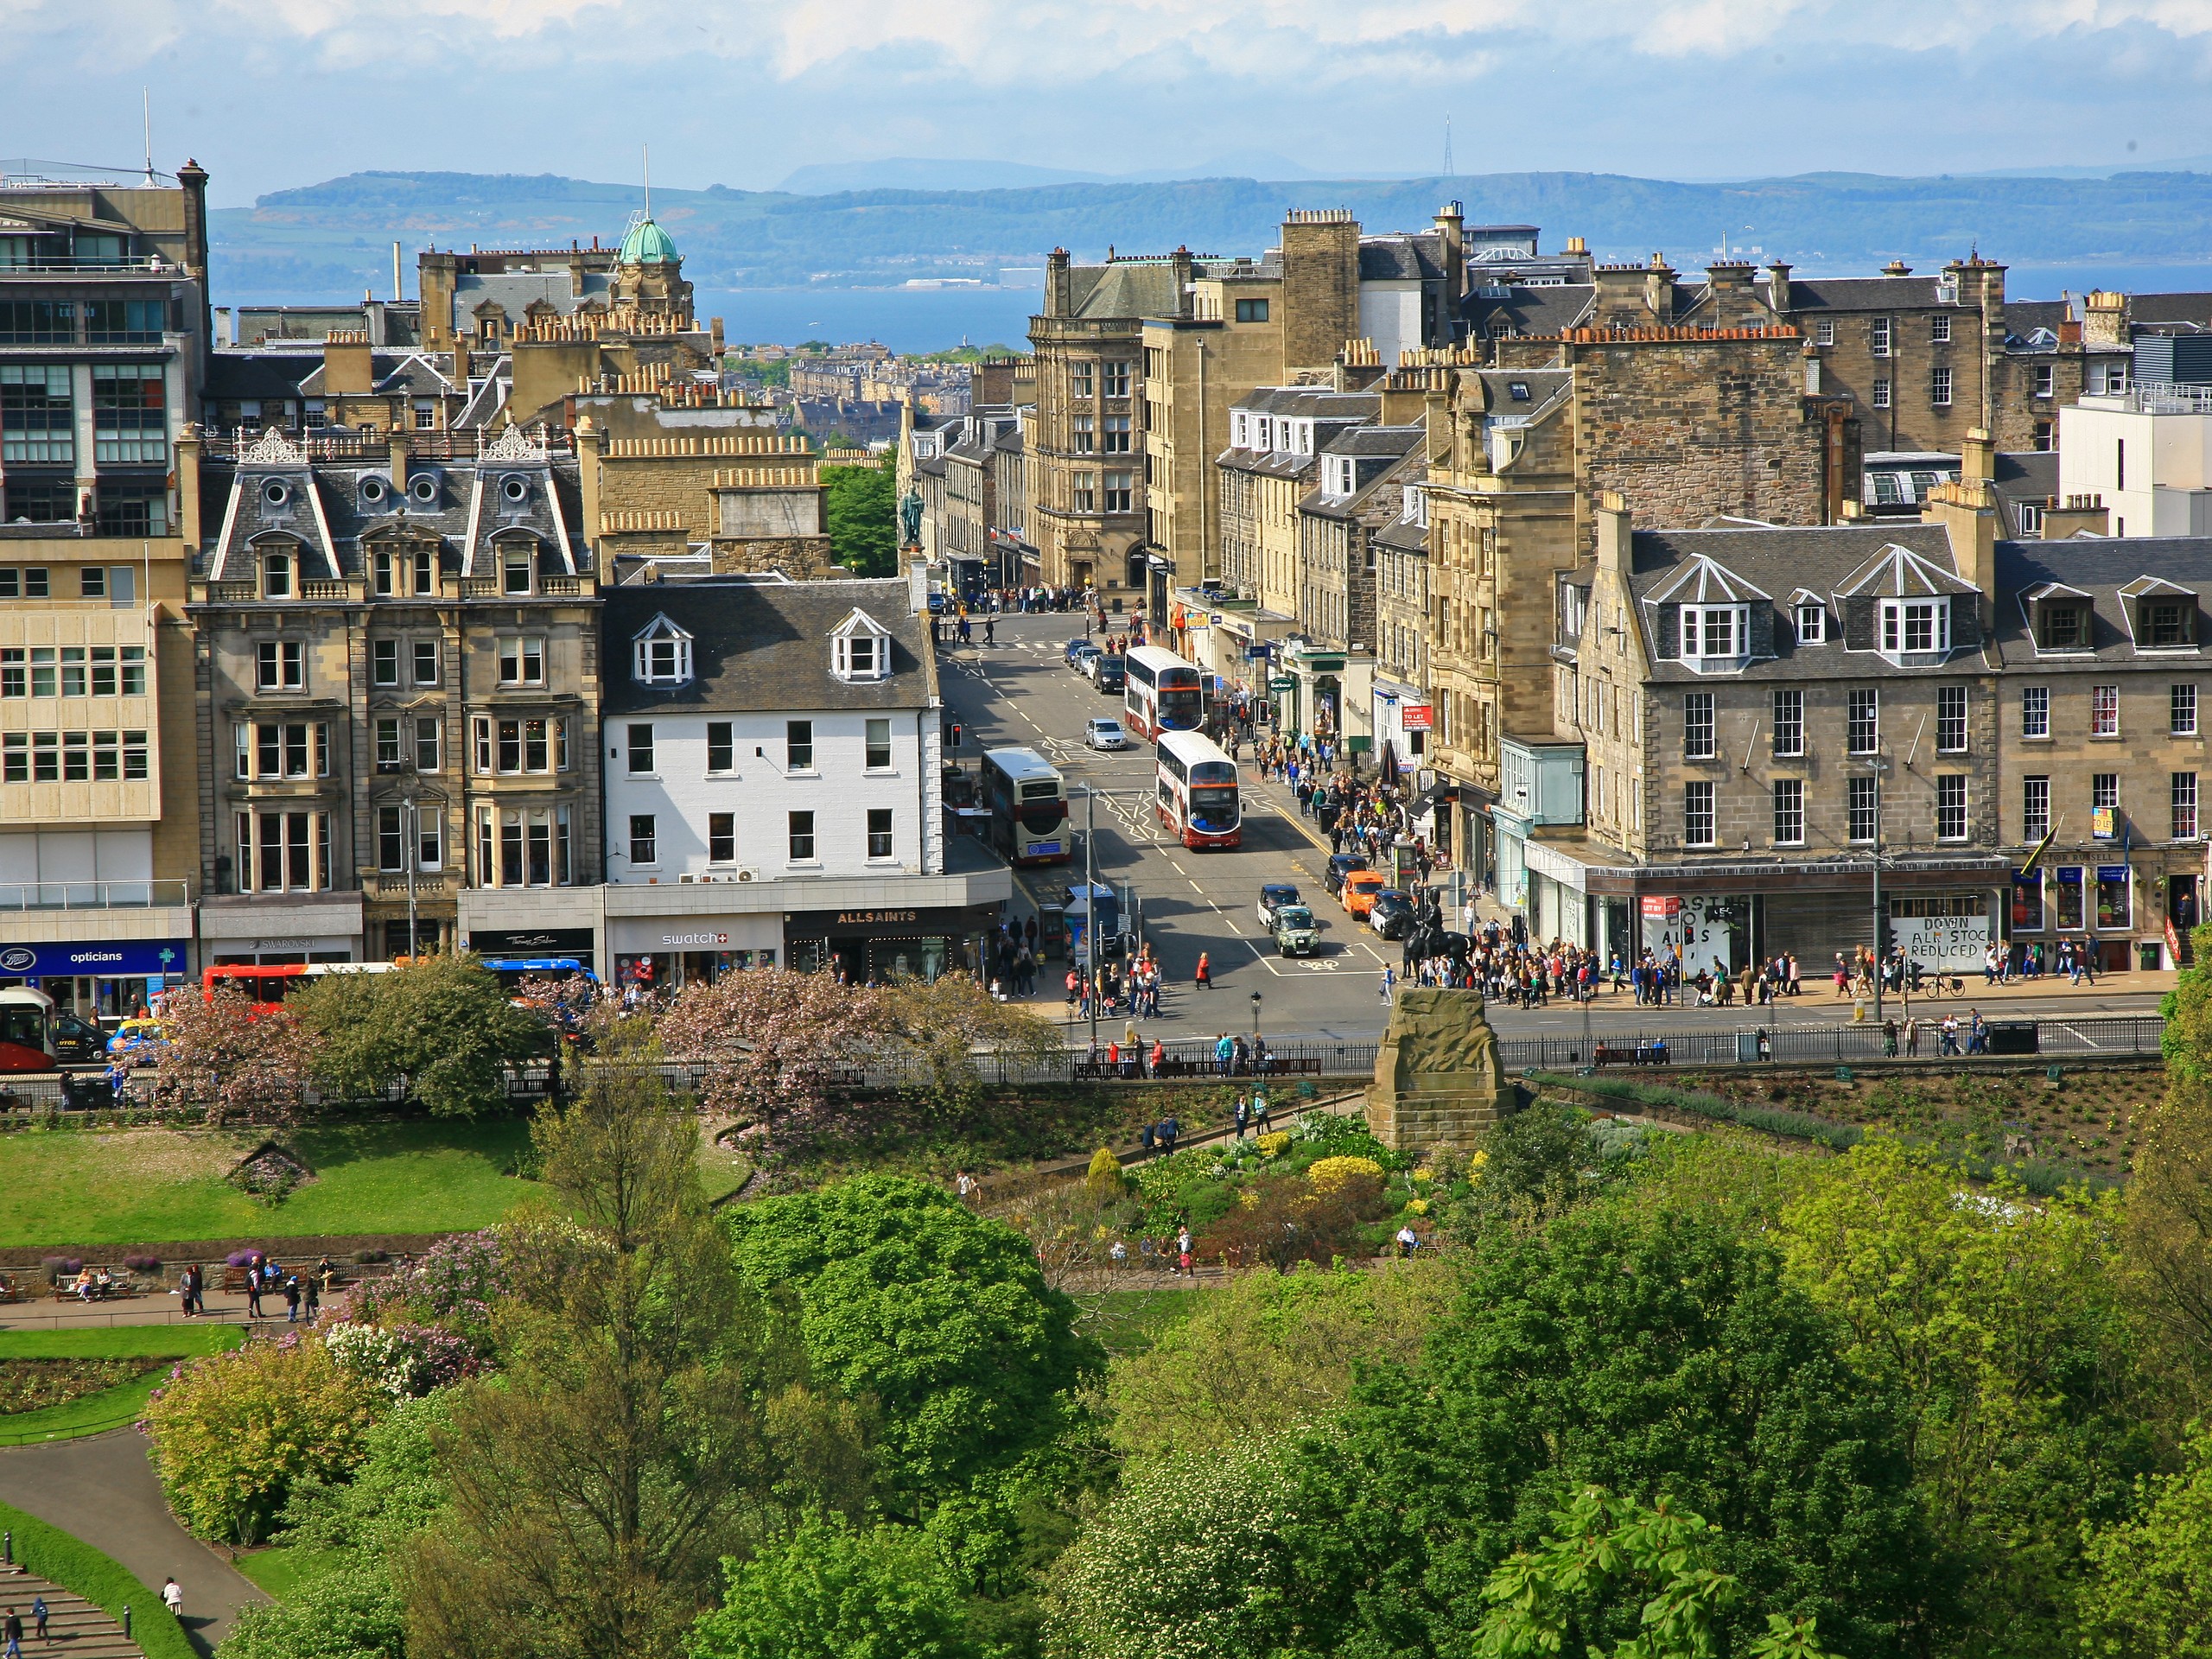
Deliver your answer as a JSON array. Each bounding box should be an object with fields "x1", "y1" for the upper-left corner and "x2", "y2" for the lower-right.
[
  {"x1": 1122, "y1": 645, "x2": 1204, "y2": 741},
  {"x1": 1156, "y1": 730, "x2": 1242, "y2": 849},
  {"x1": 202, "y1": 962, "x2": 395, "y2": 1014}
]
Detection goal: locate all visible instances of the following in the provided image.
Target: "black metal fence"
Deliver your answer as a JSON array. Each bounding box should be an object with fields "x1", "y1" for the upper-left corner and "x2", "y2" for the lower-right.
[{"x1": 1494, "y1": 1014, "x2": 2164, "y2": 1073}]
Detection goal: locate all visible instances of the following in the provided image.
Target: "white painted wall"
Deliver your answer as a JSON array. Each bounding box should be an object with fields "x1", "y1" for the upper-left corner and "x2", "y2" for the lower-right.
[
  {"x1": 0, "y1": 828, "x2": 150, "y2": 884},
  {"x1": 1358, "y1": 283, "x2": 1424, "y2": 366},
  {"x1": 2060, "y1": 399, "x2": 2212, "y2": 537},
  {"x1": 605, "y1": 709, "x2": 935, "y2": 881}
]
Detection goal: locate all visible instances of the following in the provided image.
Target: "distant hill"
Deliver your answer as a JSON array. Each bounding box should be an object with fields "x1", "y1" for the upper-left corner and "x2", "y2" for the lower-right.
[
  {"x1": 778, "y1": 158, "x2": 1117, "y2": 194},
  {"x1": 207, "y1": 167, "x2": 2212, "y2": 302}
]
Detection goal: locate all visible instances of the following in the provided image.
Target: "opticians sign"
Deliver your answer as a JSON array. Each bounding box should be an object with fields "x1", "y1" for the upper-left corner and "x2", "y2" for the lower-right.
[{"x1": 0, "y1": 939, "x2": 188, "y2": 976}]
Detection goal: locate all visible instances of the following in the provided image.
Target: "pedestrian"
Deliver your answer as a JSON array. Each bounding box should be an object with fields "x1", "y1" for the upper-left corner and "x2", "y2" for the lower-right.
[
  {"x1": 1177, "y1": 1226, "x2": 1193, "y2": 1277},
  {"x1": 1396, "y1": 1224, "x2": 1419, "y2": 1258},
  {"x1": 1214, "y1": 1032, "x2": 1234, "y2": 1076},
  {"x1": 246, "y1": 1268, "x2": 263, "y2": 1320},
  {"x1": 3, "y1": 1609, "x2": 20, "y2": 1649},
  {"x1": 956, "y1": 1170, "x2": 977, "y2": 1201},
  {"x1": 283, "y1": 1274, "x2": 301, "y2": 1323},
  {"x1": 1234, "y1": 1094, "x2": 1250, "y2": 1138},
  {"x1": 1194, "y1": 950, "x2": 1211, "y2": 988},
  {"x1": 29, "y1": 1599, "x2": 44, "y2": 1642},
  {"x1": 162, "y1": 1580, "x2": 182, "y2": 1621},
  {"x1": 303, "y1": 1274, "x2": 321, "y2": 1323}
]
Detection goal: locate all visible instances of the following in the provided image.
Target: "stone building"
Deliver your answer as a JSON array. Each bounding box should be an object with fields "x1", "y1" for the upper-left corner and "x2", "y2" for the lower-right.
[
  {"x1": 0, "y1": 162, "x2": 213, "y2": 1010},
  {"x1": 1543, "y1": 499, "x2": 2005, "y2": 967},
  {"x1": 186, "y1": 424, "x2": 602, "y2": 966},
  {"x1": 1370, "y1": 485, "x2": 1435, "y2": 777},
  {"x1": 1418, "y1": 308, "x2": 1859, "y2": 887},
  {"x1": 573, "y1": 385, "x2": 830, "y2": 578},
  {"x1": 1286, "y1": 428, "x2": 1424, "y2": 746},
  {"x1": 416, "y1": 214, "x2": 696, "y2": 353},
  {"x1": 1216, "y1": 387, "x2": 1383, "y2": 620}
]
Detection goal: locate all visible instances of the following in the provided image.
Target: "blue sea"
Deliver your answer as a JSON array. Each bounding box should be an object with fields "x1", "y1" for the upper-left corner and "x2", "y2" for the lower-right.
[{"x1": 697, "y1": 286, "x2": 1045, "y2": 353}]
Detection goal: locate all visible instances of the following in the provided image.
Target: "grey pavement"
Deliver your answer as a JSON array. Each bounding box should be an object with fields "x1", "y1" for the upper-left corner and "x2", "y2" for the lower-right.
[{"x1": 0, "y1": 1431, "x2": 268, "y2": 1654}]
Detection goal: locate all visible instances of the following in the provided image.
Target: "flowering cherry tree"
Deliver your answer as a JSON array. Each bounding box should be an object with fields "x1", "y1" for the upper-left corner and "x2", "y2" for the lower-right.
[
  {"x1": 144, "y1": 982, "x2": 308, "y2": 1126},
  {"x1": 654, "y1": 968, "x2": 887, "y2": 1143}
]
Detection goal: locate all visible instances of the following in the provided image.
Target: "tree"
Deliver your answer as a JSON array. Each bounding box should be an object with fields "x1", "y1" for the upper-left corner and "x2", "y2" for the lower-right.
[
  {"x1": 143, "y1": 1332, "x2": 389, "y2": 1543},
  {"x1": 654, "y1": 969, "x2": 884, "y2": 1147},
  {"x1": 723, "y1": 1175, "x2": 1100, "y2": 1502},
  {"x1": 1475, "y1": 1486, "x2": 1838, "y2": 1659},
  {"x1": 143, "y1": 981, "x2": 307, "y2": 1125},
  {"x1": 2131, "y1": 924, "x2": 2212, "y2": 1412},
  {"x1": 289, "y1": 954, "x2": 543, "y2": 1116},
  {"x1": 1047, "y1": 1440, "x2": 1304, "y2": 1659},
  {"x1": 689, "y1": 1512, "x2": 981, "y2": 1659},
  {"x1": 1461, "y1": 1100, "x2": 1605, "y2": 1230},
  {"x1": 2078, "y1": 1422, "x2": 2212, "y2": 1657},
  {"x1": 1103, "y1": 1260, "x2": 1451, "y2": 1459},
  {"x1": 1777, "y1": 1138, "x2": 2146, "y2": 1656},
  {"x1": 823, "y1": 458, "x2": 898, "y2": 576},
  {"x1": 222, "y1": 1556, "x2": 410, "y2": 1659},
  {"x1": 399, "y1": 1042, "x2": 779, "y2": 1659},
  {"x1": 874, "y1": 973, "x2": 1065, "y2": 1128},
  {"x1": 1291, "y1": 1208, "x2": 1936, "y2": 1659}
]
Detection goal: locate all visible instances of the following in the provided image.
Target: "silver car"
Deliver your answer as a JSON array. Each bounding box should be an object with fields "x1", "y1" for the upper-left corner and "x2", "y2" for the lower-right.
[{"x1": 1084, "y1": 717, "x2": 1129, "y2": 751}]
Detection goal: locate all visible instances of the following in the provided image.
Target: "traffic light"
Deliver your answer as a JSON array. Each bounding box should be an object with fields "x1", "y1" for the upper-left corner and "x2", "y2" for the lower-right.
[{"x1": 944, "y1": 721, "x2": 963, "y2": 748}]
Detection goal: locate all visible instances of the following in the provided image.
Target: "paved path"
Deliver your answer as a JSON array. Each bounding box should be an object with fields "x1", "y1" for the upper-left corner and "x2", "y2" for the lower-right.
[
  {"x1": 0, "y1": 1565, "x2": 143, "y2": 1658},
  {"x1": 0, "y1": 1431, "x2": 266, "y2": 1654}
]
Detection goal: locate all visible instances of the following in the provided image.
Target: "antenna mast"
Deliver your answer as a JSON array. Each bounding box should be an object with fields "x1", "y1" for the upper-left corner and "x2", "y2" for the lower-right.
[
  {"x1": 1443, "y1": 115, "x2": 1454, "y2": 178},
  {"x1": 143, "y1": 89, "x2": 153, "y2": 183},
  {"x1": 643, "y1": 143, "x2": 652, "y2": 219}
]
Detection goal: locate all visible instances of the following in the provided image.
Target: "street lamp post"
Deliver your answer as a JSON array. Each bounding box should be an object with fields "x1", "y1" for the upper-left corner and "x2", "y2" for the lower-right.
[
  {"x1": 1249, "y1": 989, "x2": 1262, "y2": 1040},
  {"x1": 1083, "y1": 785, "x2": 1098, "y2": 1052},
  {"x1": 1852, "y1": 755, "x2": 1891, "y2": 1023},
  {"x1": 400, "y1": 797, "x2": 420, "y2": 959}
]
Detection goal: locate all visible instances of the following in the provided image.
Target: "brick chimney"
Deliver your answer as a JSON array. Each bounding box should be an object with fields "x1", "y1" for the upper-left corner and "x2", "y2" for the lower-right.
[{"x1": 2082, "y1": 289, "x2": 2131, "y2": 352}]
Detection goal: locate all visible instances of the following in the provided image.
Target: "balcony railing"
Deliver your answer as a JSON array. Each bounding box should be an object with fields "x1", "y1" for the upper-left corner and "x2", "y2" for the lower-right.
[
  {"x1": 300, "y1": 578, "x2": 351, "y2": 601},
  {"x1": 0, "y1": 880, "x2": 189, "y2": 911},
  {"x1": 365, "y1": 873, "x2": 449, "y2": 899},
  {"x1": 0, "y1": 257, "x2": 175, "y2": 275}
]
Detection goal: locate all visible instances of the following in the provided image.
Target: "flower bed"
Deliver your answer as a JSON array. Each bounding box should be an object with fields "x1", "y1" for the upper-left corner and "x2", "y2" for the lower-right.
[{"x1": 0, "y1": 1357, "x2": 161, "y2": 1414}]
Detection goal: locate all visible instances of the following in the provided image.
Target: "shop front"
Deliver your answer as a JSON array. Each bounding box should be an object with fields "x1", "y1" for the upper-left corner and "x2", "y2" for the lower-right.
[
  {"x1": 1597, "y1": 856, "x2": 2010, "y2": 980},
  {"x1": 1280, "y1": 643, "x2": 1373, "y2": 752},
  {"x1": 2010, "y1": 853, "x2": 2194, "y2": 973},
  {"x1": 609, "y1": 913, "x2": 785, "y2": 995},
  {"x1": 463, "y1": 926, "x2": 600, "y2": 975},
  {"x1": 1372, "y1": 683, "x2": 1430, "y2": 779},
  {"x1": 199, "y1": 893, "x2": 365, "y2": 969},
  {"x1": 783, "y1": 905, "x2": 1002, "y2": 985},
  {"x1": 0, "y1": 937, "x2": 190, "y2": 1020}
]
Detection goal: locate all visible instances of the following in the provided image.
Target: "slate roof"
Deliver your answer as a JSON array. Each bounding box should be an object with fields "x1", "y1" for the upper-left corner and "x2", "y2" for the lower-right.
[
  {"x1": 1358, "y1": 231, "x2": 1449, "y2": 283},
  {"x1": 1779, "y1": 276, "x2": 1967, "y2": 311},
  {"x1": 454, "y1": 270, "x2": 618, "y2": 321},
  {"x1": 205, "y1": 353, "x2": 322, "y2": 402},
  {"x1": 1993, "y1": 451, "x2": 2058, "y2": 537},
  {"x1": 1623, "y1": 524, "x2": 1981, "y2": 683},
  {"x1": 601, "y1": 577, "x2": 932, "y2": 715},
  {"x1": 1063, "y1": 261, "x2": 1184, "y2": 321},
  {"x1": 202, "y1": 441, "x2": 583, "y2": 583},
  {"x1": 1463, "y1": 283, "x2": 1595, "y2": 338},
  {"x1": 1992, "y1": 536, "x2": 2212, "y2": 663}
]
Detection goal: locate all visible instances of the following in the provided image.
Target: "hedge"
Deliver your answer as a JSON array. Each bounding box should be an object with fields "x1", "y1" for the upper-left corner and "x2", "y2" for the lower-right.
[
  {"x1": 1527, "y1": 1071, "x2": 2114, "y2": 1197},
  {"x1": 0, "y1": 1497, "x2": 194, "y2": 1659}
]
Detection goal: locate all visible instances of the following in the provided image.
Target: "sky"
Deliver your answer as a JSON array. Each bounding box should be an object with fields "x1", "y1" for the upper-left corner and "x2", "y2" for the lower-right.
[{"x1": 8, "y1": 0, "x2": 2212, "y2": 204}]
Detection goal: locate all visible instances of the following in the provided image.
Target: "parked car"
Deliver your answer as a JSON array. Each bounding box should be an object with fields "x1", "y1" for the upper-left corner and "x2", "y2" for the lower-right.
[
  {"x1": 1323, "y1": 853, "x2": 1370, "y2": 895},
  {"x1": 50, "y1": 1012, "x2": 109, "y2": 1065},
  {"x1": 105, "y1": 1017, "x2": 167, "y2": 1059},
  {"x1": 1273, "y1": 905, "x2": 1320, "y2": 957},
  {"x1": 1063, "y1": 639, "x2": 1096, "y2": 667},
  {"x1": 1256, "y1": 883, "x2": 1303, "y2": 926},
  {"x1": 1342, "y1": 870, "x2": 1389, "y2": 918},
  {"x1": 1368, "y1": 890, "x2": 1419, "y2": 939},
  {"x1": 1090, "y1": 653, "x2": 1127, "y2": 691},
  {"x1": 1084, "y1": 717, "x2": 1129, "y2": 751},
  {"x1": 1066, "y1": 641, "x2": 1103, "y2": 673}
]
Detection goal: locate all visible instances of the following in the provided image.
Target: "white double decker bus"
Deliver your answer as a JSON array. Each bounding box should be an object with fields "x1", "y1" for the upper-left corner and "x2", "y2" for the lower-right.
[
  {"x1": 1122, "y1": 645, "x2": 1205, "y2": 741},
  {"x1": 1156, "y1": 730, "x2": 1241, "y2": 849},
  {"x1": 982, "y1": 747, "x2": 1071, "y2": 865}
]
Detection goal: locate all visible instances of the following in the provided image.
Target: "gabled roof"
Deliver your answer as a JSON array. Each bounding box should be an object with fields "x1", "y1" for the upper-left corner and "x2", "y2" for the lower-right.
[
  {"x1": 830, "y1": 606, "x2": 892, "y2": 637},
  {"x1": 1993, "y1": 537, "x2": 2212, "y2": 662},
  {"x1": 2117, "y1": 574, "x2": 2196, "y2": 599},
  {"x1": 1644, "y1": 553, "x2": 1770, "y2": 607},
  {"x1": 601, "y1": 578, "x2": 931, "y2": 715},
  {"x1": 1834, "y1": 541, "x2": 1980, "y2": 600}
]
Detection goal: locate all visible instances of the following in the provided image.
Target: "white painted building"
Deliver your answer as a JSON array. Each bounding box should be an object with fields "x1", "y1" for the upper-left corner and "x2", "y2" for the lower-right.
[
  {"x1": 581, "y1": 575, "x2": 1009, "y2": 989},
  {"x1": 2060, "y1": 384, "x2": 2212, "y2": 538}
]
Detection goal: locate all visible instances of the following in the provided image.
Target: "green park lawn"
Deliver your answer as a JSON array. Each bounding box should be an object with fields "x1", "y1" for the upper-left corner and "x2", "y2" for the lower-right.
[
  {"x1": 234, "y1": 1546, "x2": 345, "y2": 1601},
  {"x1": 0, "y1": 1118, "x2": 544, "y2": 1249}
]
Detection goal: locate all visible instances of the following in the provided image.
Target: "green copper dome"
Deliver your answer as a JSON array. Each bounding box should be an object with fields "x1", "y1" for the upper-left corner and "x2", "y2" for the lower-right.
[{"x1": 619, "y1": 215, "x2": 679, "y2": 265}]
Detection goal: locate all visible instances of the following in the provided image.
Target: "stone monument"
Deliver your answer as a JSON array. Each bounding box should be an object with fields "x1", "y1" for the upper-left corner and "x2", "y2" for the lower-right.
[{"x1": 1365, "y1": 986, "x2": 1510, "y2": 1151}]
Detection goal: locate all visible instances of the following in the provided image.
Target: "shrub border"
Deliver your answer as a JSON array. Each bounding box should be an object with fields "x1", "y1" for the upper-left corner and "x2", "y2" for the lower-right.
[
  {"x1": 1527, "y1": 1071, "x2": 2117, "y2": 1196},
  {"x1": 0, "y1": 1497, "x2": 194, "y2": 1659}
]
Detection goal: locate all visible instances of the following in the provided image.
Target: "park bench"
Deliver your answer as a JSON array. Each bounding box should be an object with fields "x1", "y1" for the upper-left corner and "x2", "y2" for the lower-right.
[{"x1": 1593, "y1": 1043, "x2": 1672, "y2": 1068}]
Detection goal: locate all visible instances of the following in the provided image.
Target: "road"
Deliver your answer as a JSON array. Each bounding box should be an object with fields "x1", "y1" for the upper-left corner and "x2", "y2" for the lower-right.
[{"x1": 938, "y1": 613, "x2": 2166, "y2": 1042}]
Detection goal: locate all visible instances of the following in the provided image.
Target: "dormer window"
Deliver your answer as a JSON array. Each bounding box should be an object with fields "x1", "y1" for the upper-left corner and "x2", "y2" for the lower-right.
[
  {"x1": 2147, "y1": 600, "x2": 2196, "y2": 646},
  {"x1": 262, "y1": 549, "x2": 294, "y2": 599},
  {"x1": 1880, "y1": 596, "x2": 1950, "y2": 657},
  {"x1": 1679, "y1": 603, "x2": 1749, "y2": 667},
  {"x1": 632, "y1": 615, "x2": 692, "y2": 685},
  {"x1": 2036, "y1": 602, "x2": 2089, "y2": 651},
  {"x1": 1795, "y1": 601, "x2": 1827, "y2": 644},
  {"x1": 502, "y1": 543, "x2": 535, "y2": 595},
  {"x1": 830, "y1": 608, "x2": 893, "y2": 682}
]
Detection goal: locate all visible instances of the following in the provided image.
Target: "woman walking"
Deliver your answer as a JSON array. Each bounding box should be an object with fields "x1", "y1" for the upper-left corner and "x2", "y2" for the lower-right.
[{"x1": 1194, "y1": 950, "x2": 1212, "y2": 989}]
